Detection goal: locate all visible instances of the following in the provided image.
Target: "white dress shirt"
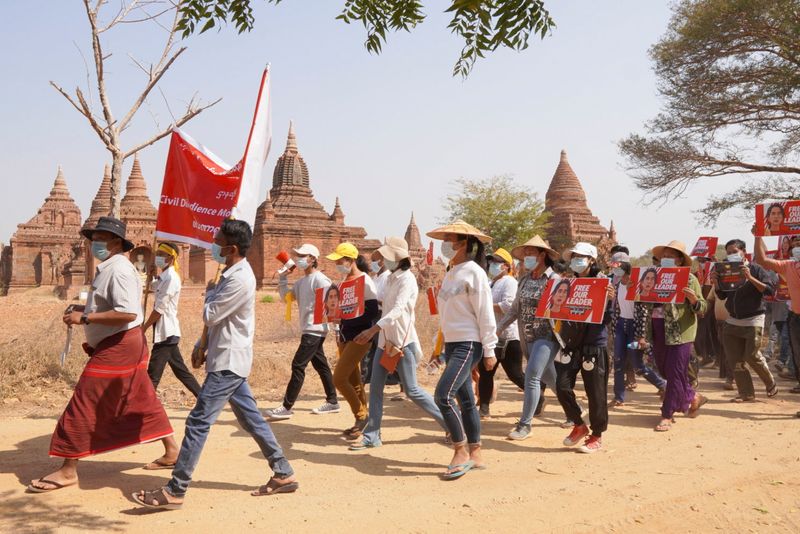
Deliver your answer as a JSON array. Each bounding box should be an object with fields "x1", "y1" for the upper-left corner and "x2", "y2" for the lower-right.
[
  {"x1": 492, "y1": 275, "x2": 519, "y2": 341},
  {"x1": 374, "y1": 269, "x2": 391, "y2": 303},
  {"x1": 203, "y1": 259, "x2": 256, "y2": 378},
  {"x1": 153, "y1": 265, "x2": 182, "y2": 343},
  {"x1": 377, "y1": 269, "x2": 421, "y2": 351},
  {"x1": 84, "y1": 253, "x2": 143, "y2": 348}
]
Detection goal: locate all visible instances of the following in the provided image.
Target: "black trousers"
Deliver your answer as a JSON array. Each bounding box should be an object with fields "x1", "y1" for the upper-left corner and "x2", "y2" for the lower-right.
[
  {"x1": 478, "y1": 340, "x2": 525, "y2": 405},
  {"x1": 148, "y1": 341, "x2": 202, "y2": 397},
  {"x1": 283, "y1": 334, "x2": 338, "y2": 409},
  {"x1": 555, "y1": 346, "x2": 609, "y2": 437}
]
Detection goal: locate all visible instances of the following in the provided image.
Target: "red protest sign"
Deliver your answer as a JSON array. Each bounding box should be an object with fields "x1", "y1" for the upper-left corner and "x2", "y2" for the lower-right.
[
  {"x1": 626, "y1": 267, "x2": 691, "y2": 303},
  {"x1": 534, "y1": 278, "x2": 609, "y2": 324},
  {"x1": 690, "y1": 237, "x2": 718, "y2": 259},
  {"x1": 426, "y1": 242, "x2": 434, "y2": 266},
  {"x1": 427, "y1": 286, "x2": 439, "y2": 315},
  {"x1": 312, "y1": 276, "x2": 365, "y2": 324},
  {"x1": 755, "y1": 201, "x2": 800, "y2": 237},
  {"x1": 695, "y1": 261, "x2": 713, "y2": 286}
]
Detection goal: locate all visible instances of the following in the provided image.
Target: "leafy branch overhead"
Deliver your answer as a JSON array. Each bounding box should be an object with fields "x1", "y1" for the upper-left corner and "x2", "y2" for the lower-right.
[{"x1": 176, "y1": 0, "x2": 555, "y2": 77}]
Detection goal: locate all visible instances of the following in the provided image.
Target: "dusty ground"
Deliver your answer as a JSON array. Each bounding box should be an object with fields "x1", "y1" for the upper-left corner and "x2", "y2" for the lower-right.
[{"x1": 1, "y1": 289, "x2": 800, "y2": 532}]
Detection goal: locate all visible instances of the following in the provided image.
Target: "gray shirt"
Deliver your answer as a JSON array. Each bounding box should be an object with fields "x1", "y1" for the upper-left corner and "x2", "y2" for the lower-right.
[
  {"x1": 203, "y1": 258, "x2": 256, "y2": 378},
  {"x1": 279, "y1": 270, "x2": 331, "y2": 336},
  {"x1": 84, "y1": 253, "x2": 143, "y2": 348}
]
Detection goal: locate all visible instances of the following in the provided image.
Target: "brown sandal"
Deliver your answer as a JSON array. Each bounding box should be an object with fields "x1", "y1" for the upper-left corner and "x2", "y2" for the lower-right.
[
  {"x1": 142, "y1": 458, "x2": 176, "y2": 470},
  {"x1": 132, "y1": 488, "x2": 183, "y2": 510},
  {"x1": 27, "y1": 478, "x2": 78, "y2": 493},
  {"x1": 251, "y1": 478, "x2": 299, "y2": 497}
]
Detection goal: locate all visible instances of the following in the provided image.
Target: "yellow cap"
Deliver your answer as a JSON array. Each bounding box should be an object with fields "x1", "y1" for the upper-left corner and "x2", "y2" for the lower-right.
[
  {"x1": 326, "y1": 242, "x2": 359, "y2": 261},
  {"x1": 491, "y1": 248, "x2": 513, "y2": 266}
]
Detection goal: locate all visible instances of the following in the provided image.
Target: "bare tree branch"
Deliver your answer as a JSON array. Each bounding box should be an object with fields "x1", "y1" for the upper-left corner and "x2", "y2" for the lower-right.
[
  {"x1": 49, "y1": 81, "x2": 111, "y2": 146},
  {"x1": 118, "y1": 46, "x2": 186, "y2": 132}
]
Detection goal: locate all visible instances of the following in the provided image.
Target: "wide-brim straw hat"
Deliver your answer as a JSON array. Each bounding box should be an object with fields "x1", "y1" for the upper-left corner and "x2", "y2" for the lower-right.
[
  {"x1": 378, "y1": 236, "x2": 411, "y2": 263},
  {"x1": 511, "y1": 235, "x2": 559, "y2": 261},
  {"x1": 652, "y1": 240, "x2": 693, "y2": 267},
  {"x1": 426, "y1": 219, "x2": 492, "y2": 244}
]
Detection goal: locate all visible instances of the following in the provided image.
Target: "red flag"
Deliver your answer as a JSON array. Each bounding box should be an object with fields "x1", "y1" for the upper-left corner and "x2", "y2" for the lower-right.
[
  {"x1": 426, "y1": 241, "x2": 434, "y2": 266},
  {"x1": 155, "y1": 67, "x2": 272, "y2": 247}
]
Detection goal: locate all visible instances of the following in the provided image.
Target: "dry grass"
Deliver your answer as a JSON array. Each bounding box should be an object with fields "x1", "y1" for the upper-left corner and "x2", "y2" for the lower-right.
[{"x1": 0, "y1": 287, "x2": 443, "y2": 415}]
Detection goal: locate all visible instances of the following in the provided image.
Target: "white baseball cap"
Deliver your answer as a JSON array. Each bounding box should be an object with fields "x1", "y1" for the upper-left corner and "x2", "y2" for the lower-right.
[
  {"x1": 293, "y1": 244, "x2": 320, "y2": 258},
  {"x1": 563, "y1": 242, "x2": 598, "y2": 261}
]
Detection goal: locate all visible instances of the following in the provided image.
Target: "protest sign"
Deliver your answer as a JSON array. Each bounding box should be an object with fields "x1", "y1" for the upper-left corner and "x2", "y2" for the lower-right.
[
  {"x1": 534, "y1": 278, "x2": 609, "y2": 324},
  {"x1": 690, "y1": 237, "x2": 718, "y2": 259},
  {"x1": 754, "y1": 201, "x2": 800, "y2": 237},
  {"x1": 312, "y1": 276, "x2": 365, "y2": 324},
  {"x1": 427, "y1": 286, "x2": 439, "y2": 315},
  {"x1": 714, "y1": 262, "x2": 745, "y2": 291},
  {"x1": 626, "y1": 267, "x2": 691, "y2": 303}
]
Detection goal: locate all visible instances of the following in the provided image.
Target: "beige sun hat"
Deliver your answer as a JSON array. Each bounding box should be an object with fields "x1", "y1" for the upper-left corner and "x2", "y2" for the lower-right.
[
  {"x1": 511, "y1": 235, "x2": 559, "y2": 261},
  {"x1": 378, "y1": 236, "x2": 411, "y2": 263},
  {"x1": 652, "y1": 240, "x2": 693, "y2": 267},
  {"x1": 426, "y1": 219, "x2": 492, "y2": 244}
]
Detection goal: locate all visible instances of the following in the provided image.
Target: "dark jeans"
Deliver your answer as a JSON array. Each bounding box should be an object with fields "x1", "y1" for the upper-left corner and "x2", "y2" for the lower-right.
[
  {"x1": 555, "y1": 346, "x2": 609, "y2": 437},
  {"x1": 148, "y1": 341, "x2": 201, "y2": 397},
  {"x1": 166, "y1": 370, "x2": 293, "y2": 498},
  {"x1": 283, "y1": 334, "x2": 337, "y2": 410},
  {"x1": 612, "y1": 319, "x2": 666, "y2": 402},
  {"x1": 434, "y1": 341, "x2": 483, "y2": 445},
  {"x1": 477, "y1": 340, "x2": 525, "y2": 406}
]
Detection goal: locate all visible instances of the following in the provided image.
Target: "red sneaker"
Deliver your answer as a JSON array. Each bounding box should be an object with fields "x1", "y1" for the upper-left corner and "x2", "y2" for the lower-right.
[
  {"x1": 579, "y1": 435, "x2": 602, "y2": 454},
  {"x1": 563, "y1": 424, "x2": 589, "y2": 446}
]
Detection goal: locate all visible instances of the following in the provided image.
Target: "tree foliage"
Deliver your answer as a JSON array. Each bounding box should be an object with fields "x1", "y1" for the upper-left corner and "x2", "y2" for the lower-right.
[
  {"x1": 619, "y1": 0, "x2": 800, "y2": 224},
  {"x1": 442, "y1": 175, "x2": 549, "y2": 251},
  {"x1": 176, "y1": 0, "x2": 555, "y2": 77}
]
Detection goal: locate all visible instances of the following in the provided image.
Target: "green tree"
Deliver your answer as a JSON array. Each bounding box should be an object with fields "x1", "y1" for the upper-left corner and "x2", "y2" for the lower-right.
[
  {"x1": 176, "y1": 0, "x2": 555, "y2": 77},
  {"x1": 619, "y1": 0, "x2": 800, "y2": 224},
  {"x1": 442, "y1": 175, "x2": 549, "y2": 250}
]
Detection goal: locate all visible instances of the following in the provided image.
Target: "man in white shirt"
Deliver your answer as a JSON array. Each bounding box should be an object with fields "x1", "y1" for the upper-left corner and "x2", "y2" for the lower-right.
[
  {"x1": 134, "y1": 219, "x2": 297, "y2": 510},
  {"x1": 143, "y1": 243, "x2": 201, "y2": 403}
]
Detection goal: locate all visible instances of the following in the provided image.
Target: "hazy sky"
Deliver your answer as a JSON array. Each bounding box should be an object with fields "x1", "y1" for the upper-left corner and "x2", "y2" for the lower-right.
[{"x1": 0, "y1": 1, "x2": 767, "y2": 255}]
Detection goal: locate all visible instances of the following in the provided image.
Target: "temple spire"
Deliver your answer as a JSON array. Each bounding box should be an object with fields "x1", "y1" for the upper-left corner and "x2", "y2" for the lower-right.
[{"x1": 286, "y1": 120, "x2": 297, "y2": 153}]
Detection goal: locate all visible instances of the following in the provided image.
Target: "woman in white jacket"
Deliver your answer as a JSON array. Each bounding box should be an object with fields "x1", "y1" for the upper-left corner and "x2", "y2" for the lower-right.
[
  {"x1": 349, "y1": 237, "x2": 446, "y2": 450},
  {"x1": 427, "y1": 221, "x2": 498, "y2": 479}
]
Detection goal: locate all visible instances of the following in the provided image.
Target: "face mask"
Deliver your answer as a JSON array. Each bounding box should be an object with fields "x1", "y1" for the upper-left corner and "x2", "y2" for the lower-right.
[
  {"x1": 793, "y1": 247, "x2": 800, "y2": 260},
  {"x1": 726, "y1": 253, "x2": 743, "y2": 263},
  {"x1": 523, "y1": 256, "x2": 538, "y2": 271},
  {"x1": 370, "y1": 261, "x2": 381, "y2": 273},
  {"x1": 336, "y1": 263, "x2": 351, "y2": 275},
  {"x1": 296, "y1": 257, "x2": 310, "y2": 270},
  {"x1": 91, "y1": 241, "x2": 110, "y2": 261},
  {"x1": 612, "y1": 267, "x2": 625, "y2": 278},
  {"x1": 155, "y1": 256, "x2": 167, "y2": 269},
  {"x1": 660, "y1": 258, "x2": 676, "y2": 268},
  {"x1": 570, "y1": 257, "x2": 590, "y2": 273},
  {"x1": 441, "y1": 241, "x2": 457, "y2": 259},
  {"x1": 384, "y1": 259, "x2": 399, "y2": 271},
  {"x1": 488, "y1": 262, "x2": 503, "y2": 278},
  {"x1": 211, "y1": 243, "x2": 227, "y2": 264}
]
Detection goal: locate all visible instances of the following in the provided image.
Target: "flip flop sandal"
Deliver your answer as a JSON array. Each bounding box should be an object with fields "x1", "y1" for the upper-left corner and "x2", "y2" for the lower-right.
[
  {"x1": 730, "y1": 396, "x2": 756, "y2": 403},
  {"x1": 27, "y1": 478, "x2": 78, "y2": 493},
  {"x1": 767, "y1": 385, "x2": 779, "y2": 398},
  {"x1": 143, "y1": 458, "x2": 176, "y2": 470},
  {"x1": 654, "y1": 422, "x2": 671, "y2": 432},
  {"x1": 442, "y1": 460, "x2": 475, "y2": 480},
  {"x1": 688, "y1": 395, "x2": 708, "y2": 418},
  {"x1": 251, "y1": 479, "x2": 299, "y2": 497},
  {"x1": 131, "y1": 488, "x2": 183, "y2": 510}
]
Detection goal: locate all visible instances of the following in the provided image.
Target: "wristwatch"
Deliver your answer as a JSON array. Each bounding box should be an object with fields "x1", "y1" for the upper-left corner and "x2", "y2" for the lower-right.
[{"x1": 80, "y1": 312, "x2": 90, "y2": 325}]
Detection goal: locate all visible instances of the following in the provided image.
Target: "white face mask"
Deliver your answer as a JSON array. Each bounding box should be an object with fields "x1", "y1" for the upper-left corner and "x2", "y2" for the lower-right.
[
  {"x1": 336, "y1": 263, "x2": 351, "y2": 275},
  {"x1": 726, "y1": 252, "x2": 743, "y2": 263},
  {"x1": 154, "y1": 256, "x2": 167, "y2": 269},
  {"x1": 570, "y1": 257, "x2": 590, "y2": 273},
  {"x1": 660, "y1": 258, "x2": 676, "y2": 268},
  {"x1": 370, "y1": 261, "x2": 381, "y2": 273},
  {"x1": 612, "y1": 267, "x2": 625, "y2": 278},
  {"x1": 523, "y1": 256, "x2": 538, "y2": 271},
  {"x1": 441, "y1": 241, "x2": 457, "y2": 259},
  {"x1": 296, "y1": 257, "x2": 310, "y2": 270},
  {"x1": 488, "y1": 262, "x2": 503, "y2": 278},
  {"x1": 384, "y1": 259, "x2": 399, "y2": 271}
]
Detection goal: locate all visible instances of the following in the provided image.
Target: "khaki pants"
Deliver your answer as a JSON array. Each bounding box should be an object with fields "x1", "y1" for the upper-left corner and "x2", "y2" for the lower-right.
[
  {"x1": 333, "y1": 341, "x2": 370, "y2": 421},
  {"x1": 722, "y1": 323, "x2": 775, "y2": 398}
]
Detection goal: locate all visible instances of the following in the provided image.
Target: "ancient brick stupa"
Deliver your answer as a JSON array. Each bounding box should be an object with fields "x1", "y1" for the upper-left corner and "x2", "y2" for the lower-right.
[
  {"x1": 544, "y1": 150, "x2": 616, "y2": 254},
  {"x1": 4, "y1": 167, "x2": 83, "y2": 291},
  {"x1": 119, "y1": 155, "x2": 158, "y2": 278},
  {"x1": 248, "y1": 122, "x2": 381, "y2": 287}
]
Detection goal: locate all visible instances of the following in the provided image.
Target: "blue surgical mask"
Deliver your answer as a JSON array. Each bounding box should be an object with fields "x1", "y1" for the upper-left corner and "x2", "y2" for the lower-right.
[
  {"x1": 336, "y1": 263, "x2": 351, "y2": 275},
  {"x1": 523, "y1": 256, "x2": 538, "y2": 271},
  {"x1": 155, "y1": 256, "x2": 167, "y2": 269},
  {"x1": 296, "y1": 257, "x2": 310, "y2": 270},
  {"x1": 793, "y1": 247, "x2": 800, "y2": 261},
  {"x1": 370, "y1": 261, "x2": 381, "y2": 273},
  {"x1": 570, "y1": 257, "x2": 589, "y2": 273},
  {"x1": 612, "y1": 267, "x2": 625, "y2": 278},
  {"x1": 488, "y1": 262, "x2": 503, "y2": 278},
  {"x1": 726, "y1": 253, "x2": 743, "y2": 263},
  {"x1": 211, "y1": 243, "x2": 227, "y2": 264},
  {"x1": 441, "y1": 241, "x2": 457, "y2": 259},
  {"x1": 660, "y1": 258, "x2": 676, "y2": 268},
  {"x1": 384, "y1": 259, "x2": 399, "y2": 271},
  {"x1": 91, "y1": 241, "x2": 110, "y2": 261}
]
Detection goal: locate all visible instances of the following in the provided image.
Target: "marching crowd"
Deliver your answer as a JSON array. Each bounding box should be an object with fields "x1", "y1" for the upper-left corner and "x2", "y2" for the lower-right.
[{"x1": 24, "y1": 213, "x2": 800, "y2": 510}]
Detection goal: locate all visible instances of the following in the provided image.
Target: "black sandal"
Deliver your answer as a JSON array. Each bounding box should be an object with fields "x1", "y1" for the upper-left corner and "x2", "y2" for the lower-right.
[
  {"x1": 251, "y1": 478, "x2": 299, "y2": 497},
  {"x1": 132, "y1": 488, "x2": 183, "y2": 510}
]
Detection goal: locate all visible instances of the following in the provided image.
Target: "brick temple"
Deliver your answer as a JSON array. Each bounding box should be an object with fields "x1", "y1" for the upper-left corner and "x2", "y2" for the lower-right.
[{"x1": 545, "y1": 150, "x2": 617, "y2": 256}]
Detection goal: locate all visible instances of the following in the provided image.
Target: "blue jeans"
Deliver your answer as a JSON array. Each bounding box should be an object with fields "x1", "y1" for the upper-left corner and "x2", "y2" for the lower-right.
[
  {"x1": 520, "y1": 339, "x2": 558, "y2": 426},
  {"x1": 362, "y1": 342, "x2": 446, "y2": 446},
  {"x1": 613, "y1": 318, "x2": 666, "y2": 402},
  {"x1": 166, "y1": 370, "x2": 293, "y2": 497},
  {"x1": 434, "y1": 342, "x2": 483, "y2": 445}
]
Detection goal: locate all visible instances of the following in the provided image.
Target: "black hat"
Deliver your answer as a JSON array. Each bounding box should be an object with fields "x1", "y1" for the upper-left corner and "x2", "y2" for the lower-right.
[{"x1": 81, "y1": 216, "x2": 135, "y2": 252}]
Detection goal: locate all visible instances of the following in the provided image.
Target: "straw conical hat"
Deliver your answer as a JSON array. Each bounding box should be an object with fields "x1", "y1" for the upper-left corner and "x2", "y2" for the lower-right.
[
  {"x1": 652, "y1": 240, "x2": 693, "y2": 268},
  {"x1": 426, "y1": 220, "x2": 491, "y2": 244},
  {"x1": 511, "y1": 235, "x2": 559, "y2": 261}
]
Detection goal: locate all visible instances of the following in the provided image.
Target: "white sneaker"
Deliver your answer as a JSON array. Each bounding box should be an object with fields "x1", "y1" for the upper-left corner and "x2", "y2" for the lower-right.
[
  {"x1": 312, "y1": 402, "x2": 341, "y2": 415},
  {"x1": 265, "y1": 406, "x2": 293, "y2": 420}
]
